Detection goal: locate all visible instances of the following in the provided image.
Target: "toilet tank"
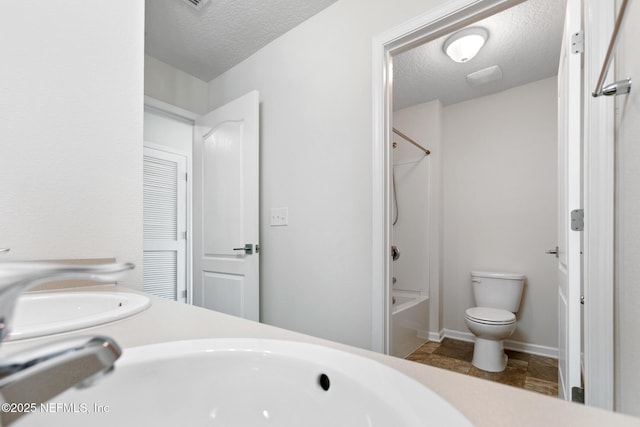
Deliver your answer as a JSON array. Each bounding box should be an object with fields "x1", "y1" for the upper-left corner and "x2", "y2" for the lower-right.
[{"x1": 471, "y1": 271, "x2": 525, "y2": 312}]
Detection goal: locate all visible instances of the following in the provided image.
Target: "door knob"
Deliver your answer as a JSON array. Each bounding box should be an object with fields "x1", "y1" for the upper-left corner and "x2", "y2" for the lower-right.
[
  {"x1": 233, "y1": 244, "x2": 254, "y2": 255},
  {"x1": 546, "y1": 246, "x2": 559, "y2": 258}
]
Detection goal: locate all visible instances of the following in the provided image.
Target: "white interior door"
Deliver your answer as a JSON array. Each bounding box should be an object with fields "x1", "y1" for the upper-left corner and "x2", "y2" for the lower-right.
[
  {"x1": 143, "y1": 145, "x2": 188, "y2": 302},
  {"x1": 193, "y1": 91, "x2": 260, "y2": 321},
  {"x1": 557, "y1": 0, "x2": 582, "y2": 401}
]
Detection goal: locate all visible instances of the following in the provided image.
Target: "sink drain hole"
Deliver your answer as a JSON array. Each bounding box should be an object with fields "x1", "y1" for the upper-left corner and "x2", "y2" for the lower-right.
[{"x1": 318, "y1": 373, "x2": 330, "y2": 391}]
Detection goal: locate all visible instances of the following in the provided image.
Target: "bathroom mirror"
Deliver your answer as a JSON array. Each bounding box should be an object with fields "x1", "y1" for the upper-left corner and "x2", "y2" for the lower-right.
[{"x1": 3, "y1": 0, "x2": 635, "y2": 417}]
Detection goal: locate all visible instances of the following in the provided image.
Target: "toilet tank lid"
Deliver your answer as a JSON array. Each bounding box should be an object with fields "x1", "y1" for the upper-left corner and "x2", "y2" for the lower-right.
[{"x1": 471, "y1": 271, "x2": 525, "y2": 280}]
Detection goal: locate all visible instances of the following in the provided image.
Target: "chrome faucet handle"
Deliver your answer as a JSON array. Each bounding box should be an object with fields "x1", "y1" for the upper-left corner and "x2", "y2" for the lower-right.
[
  {"x1": 0, "y1": 262, "x2": 134, "y2": 343},
  {"x1": 0, "y1": 335, "x2": 122, "y2": 381},
  {"x1": 0, "y1": 335, "x2": 122, "y2": 426}
]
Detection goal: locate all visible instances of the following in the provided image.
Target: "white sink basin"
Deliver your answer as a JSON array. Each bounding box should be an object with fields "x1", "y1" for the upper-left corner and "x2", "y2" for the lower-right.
[
  {"x1": 8, "y1": 291, "x2": 151, "y2": 341},
  {"x1": 16, "y1": 339, "x2": 472, "y2": 426}
]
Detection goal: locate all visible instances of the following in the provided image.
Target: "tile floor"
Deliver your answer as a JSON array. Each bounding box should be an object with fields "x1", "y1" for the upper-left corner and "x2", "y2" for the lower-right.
[{"x1": 406, "y1": 338, "x2": 559, "y2": 397}]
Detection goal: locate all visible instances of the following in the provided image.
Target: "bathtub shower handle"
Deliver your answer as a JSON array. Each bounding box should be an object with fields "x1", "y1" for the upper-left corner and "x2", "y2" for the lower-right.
[{"x1": 391, "y1": 245, "x2": 400, "y2": 261}]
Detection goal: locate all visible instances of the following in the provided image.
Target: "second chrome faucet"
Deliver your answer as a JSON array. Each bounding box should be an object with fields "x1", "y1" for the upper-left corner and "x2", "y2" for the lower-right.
[{"x1": 0, "y1": 261, "x2": 134, "y2": 426}]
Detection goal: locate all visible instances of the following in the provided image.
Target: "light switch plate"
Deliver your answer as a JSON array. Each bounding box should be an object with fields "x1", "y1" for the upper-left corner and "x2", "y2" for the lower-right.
[{"x1": 270, "y1": 207, "x2": 288, "y2": 226}]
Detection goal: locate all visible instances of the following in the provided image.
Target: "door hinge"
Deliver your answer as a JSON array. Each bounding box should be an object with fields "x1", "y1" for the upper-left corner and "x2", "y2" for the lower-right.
[
  {"x1": 571, "y1": 31, "x2": 584, "y2": 54},
  {"x1": 182, "y1": 231, "x2": 188, "y2": 240},
  {"x1": 571, "y1": 386, "x2": 585, "y2": 404},
  {"x1": 184, "y1": 173, "x2": 188, "y2": 181},
  {"x1": 571, "y1": 209, "x2": 584, "y2": 231},
  {"x1": 181, "y1": 290, "x2": 187, "y2": 300},
  {"x1": 255, "y1": 244, "x2": 260, "y2": 254}
]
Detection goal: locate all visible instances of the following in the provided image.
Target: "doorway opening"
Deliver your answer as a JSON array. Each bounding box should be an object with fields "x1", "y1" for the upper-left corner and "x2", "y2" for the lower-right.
[
  {"x1": 371, "y1": 0, "x2": 615, "y2": 409},
  {"x1": 373, "y1": 0, "x2": 543, "y2": 354},
  {"x1": 143, "y1": 98, "x2": 196, "y2": 304}
]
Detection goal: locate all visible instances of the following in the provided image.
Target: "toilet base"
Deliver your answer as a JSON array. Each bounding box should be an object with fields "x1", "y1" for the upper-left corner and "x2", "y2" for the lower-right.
[{"x1": 471, "y1": 337, "x2": 508, "y2": 372}]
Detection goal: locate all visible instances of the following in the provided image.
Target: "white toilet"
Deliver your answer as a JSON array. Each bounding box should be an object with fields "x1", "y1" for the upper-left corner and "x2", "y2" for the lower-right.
[{"x1": 464, "y1": 271, "x2": 525, "y2": 372}]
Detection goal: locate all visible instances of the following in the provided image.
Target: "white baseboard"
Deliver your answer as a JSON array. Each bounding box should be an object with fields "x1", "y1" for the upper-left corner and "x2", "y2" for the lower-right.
[
  {"x1": 425, "y1": 330, "x2": 445, "y2": 342},
  {"x1": 504, "y1": 339, "x2": 558, "y2": 359},
  {"x1": 429, "y1": 331, "x2": 443, "y2": 342},
  {"x1": 433, "y1": 328, "x2": 558, "y2": 359},
  {"x1": 440, "y1": 328, "x2": 475, "y2": 343},
  {"x1": 418, "y1": 329, "x2": 440, "y2": 341}
]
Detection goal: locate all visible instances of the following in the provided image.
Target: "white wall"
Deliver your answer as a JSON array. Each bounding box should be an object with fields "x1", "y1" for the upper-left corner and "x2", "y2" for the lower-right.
[
  {"x1": 614, "y1": 0, "x2": 640, "y2": 415},
  {"x1": 207, "y1": 0, "x2": 450, "y2": 349},
  {"x1": 144, "y1": 107, "x2": 193, "y2": 154},
  {"x1": 443, "y1": 77, "x2": 558, "y2": 350},
  {"x1": 0, "y1": 1, "x2": 144, "y2": 288},
  {"x1": 393, "y1": 101, "x2": 444, "y2": 335},
  {"x1": 145, "y1": 55, "x2": 209, "y2": 115}
]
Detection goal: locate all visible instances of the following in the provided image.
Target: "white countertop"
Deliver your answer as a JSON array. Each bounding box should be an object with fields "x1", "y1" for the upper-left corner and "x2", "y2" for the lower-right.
[{"x1": 3, "y1": 285, "x2": 638, "y2": 426}]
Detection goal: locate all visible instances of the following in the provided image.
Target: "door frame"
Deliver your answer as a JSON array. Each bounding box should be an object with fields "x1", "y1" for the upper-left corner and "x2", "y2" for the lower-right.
[
  {"x1": 582, "y1": 0, "x2": 615, "y2": 410},
  {"x1": 370, "y1": 0, "x2": 614, "y2": 407},
  {"x1": 370, "y1": 0, "x2": 526, "y2": 355},
  {"x1": 144, "y1": 96, "x2": 197, "y2": 303},
  {"x1": 557, "y1": 0, "x2": 582, "y2": 399}
]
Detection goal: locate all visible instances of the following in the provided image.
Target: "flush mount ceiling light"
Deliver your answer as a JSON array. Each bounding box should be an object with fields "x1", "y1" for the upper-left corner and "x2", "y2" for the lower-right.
[{"x1": 443, "y1": 27, "x2": 489, "y2": 63}]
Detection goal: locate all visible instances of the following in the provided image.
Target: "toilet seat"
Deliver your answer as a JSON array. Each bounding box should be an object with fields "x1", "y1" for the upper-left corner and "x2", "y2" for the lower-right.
[{"x1": 465, "y1": 307, "x2": 515, "y2": 325}]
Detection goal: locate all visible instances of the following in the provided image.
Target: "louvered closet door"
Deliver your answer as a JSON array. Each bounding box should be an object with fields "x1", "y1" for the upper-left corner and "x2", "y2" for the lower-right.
[{"x1": 143, "y1": 146, "x2": 187, "y2": 302}]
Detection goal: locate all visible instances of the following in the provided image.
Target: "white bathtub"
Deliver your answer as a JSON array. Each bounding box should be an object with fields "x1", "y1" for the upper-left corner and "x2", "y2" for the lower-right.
[{"x1": 391, "y1": 291, "x2": 429, "y2": 358}]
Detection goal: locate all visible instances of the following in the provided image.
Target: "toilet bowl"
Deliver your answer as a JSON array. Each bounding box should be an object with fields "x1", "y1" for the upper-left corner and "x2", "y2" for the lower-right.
[
  {"x1": 464, "y1": 307, "x2": 516, "y2": 372},
  {"x1": 465, "y1": 271, "x2": 525, "y2": 373}
]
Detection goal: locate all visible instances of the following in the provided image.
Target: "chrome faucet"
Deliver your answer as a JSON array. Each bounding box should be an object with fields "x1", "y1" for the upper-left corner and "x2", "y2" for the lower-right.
[{"x1": 0, "y1": 261, "x2": 134, "y2": 426}]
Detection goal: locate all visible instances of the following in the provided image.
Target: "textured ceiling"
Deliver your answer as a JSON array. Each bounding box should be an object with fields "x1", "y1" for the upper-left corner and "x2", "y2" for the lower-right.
[
  {"x1": 145, "y1": 0, "x2": 338, "y2": 82},
  {"x1": 393, "y1": 0, "x2": 567, "y2": 109},
  {"x1": 146, "y1": 0, "x2": 567, "y2": 107}
]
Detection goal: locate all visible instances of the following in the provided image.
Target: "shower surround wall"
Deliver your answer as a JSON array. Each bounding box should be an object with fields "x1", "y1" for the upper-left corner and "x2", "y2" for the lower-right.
[{"x1": 392, "y1": 100, "x2": 444, "y2": 355}]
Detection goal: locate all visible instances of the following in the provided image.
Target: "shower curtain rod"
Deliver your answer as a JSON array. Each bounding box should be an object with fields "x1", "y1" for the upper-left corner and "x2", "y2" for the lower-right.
[
  {"x1": 392, "y1": 128, "x2": 430, "y2": 155},
  {"x1": 592, "y1": 0, "x2": 632, "y2": 97}
]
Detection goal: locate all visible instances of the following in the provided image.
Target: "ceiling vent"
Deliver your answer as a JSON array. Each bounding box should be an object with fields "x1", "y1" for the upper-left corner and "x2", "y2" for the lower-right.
[
  {"x1": 466, "y1": 65, "x2": 503, "y2": 87},
  {"x1": 181, "y1": 0, "x2": 210, "y2": 10}
]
